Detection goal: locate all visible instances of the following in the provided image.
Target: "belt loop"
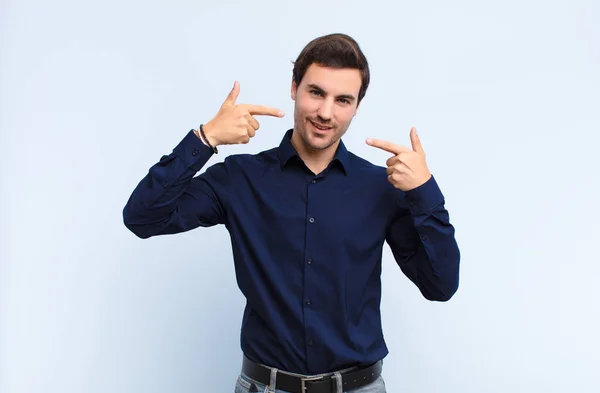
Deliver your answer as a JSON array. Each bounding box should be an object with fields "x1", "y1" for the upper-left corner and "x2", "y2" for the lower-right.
[
  {"x1": 266, "y1": 367, "x2": 278, "y2": 393},
  {"x1": 333, "y1": 372, "x2": 342, "y2": 393}
]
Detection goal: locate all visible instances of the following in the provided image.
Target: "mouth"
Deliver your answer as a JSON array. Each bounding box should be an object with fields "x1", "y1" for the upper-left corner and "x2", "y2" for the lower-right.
[{"x1": 309, "y1": 120, "x2": 333, "y2": 132}]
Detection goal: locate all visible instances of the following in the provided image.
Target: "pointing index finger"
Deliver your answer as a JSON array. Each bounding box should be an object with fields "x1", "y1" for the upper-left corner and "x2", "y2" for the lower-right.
[
  {"x1": 366, "y1": 138, "x2": 412, "y2": 155},
  {"x1": 245, "y1": 104, "x2": 285, "y2": 118}
]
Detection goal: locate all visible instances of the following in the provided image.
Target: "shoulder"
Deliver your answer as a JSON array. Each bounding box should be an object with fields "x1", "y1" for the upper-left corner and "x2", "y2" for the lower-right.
[
  {"x1": 217, "y1": 146, "x2": 279, "y2": 174},
  {"x1": 347, "y1": 151, "x2": 404, "y2": 200},
  {"x1": 348, "y1": 151, "x2": 388, "y2": 179}
]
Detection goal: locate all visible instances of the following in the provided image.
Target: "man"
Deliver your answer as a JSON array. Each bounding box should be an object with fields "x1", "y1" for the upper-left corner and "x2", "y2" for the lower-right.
[{"x1": 123, "y1": 33, "x2": 460, "y2": 393}]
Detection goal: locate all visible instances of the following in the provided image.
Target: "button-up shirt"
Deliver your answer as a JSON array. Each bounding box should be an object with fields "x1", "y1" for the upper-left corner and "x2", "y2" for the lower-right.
[{"x1": 123, "y1": 128, "x2": 460, "y2": 375}]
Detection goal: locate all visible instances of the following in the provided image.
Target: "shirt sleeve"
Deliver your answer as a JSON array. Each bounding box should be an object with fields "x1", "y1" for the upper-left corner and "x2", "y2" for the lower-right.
[
  {"x1": 122, "y1": 129, "x2": 230, "y2": 239},
  {"x1": 385, "y1": 175, "x2": 460, "y2": 301}
]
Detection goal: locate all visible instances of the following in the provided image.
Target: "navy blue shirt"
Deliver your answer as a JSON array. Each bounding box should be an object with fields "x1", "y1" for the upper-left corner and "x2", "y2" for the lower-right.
[{"x1": 123, "y1": 128, "x2": 460, "y2": 375}]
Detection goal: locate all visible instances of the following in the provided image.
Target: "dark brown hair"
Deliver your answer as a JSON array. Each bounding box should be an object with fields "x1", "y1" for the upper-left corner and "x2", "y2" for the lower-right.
[{"x1": 292, "y1": 33, "x2": 370, "y2": 104}]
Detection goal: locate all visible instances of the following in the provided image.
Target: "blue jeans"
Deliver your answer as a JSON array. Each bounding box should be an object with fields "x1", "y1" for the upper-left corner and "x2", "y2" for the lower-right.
[{"x1": 234, "y1": 372, "x2": 387, "y2": 393}]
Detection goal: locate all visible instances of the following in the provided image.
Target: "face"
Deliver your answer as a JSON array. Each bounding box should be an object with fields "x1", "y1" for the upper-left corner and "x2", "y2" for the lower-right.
[{"x1": 291, "y1": 63, "x2": 361, "y2": 153}]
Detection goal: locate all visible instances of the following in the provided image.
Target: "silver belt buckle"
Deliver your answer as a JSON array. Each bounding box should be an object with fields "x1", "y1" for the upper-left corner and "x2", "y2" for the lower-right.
[{"x1": 300, "y1": 374, "x2": 325, "y2": 392}]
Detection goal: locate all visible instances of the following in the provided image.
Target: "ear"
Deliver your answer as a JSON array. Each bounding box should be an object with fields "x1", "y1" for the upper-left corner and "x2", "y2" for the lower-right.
[{"x1": 291, "y1": 79, "x2": 297, "y2": 101}]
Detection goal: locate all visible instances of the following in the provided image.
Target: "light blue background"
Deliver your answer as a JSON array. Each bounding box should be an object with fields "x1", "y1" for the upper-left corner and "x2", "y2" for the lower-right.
[{"x1": 1, "y1": 1, "x2": 599, "y2": 392}]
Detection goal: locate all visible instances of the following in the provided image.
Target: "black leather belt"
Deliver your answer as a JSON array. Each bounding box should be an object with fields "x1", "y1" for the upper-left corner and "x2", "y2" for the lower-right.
[{"x1": 241, "y1": 356, "x2": 382, "y2": 393}]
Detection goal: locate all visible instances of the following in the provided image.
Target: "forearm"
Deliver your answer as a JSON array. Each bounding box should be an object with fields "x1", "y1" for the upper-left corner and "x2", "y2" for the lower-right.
[
  {"x1": 407, "y1": 210, "x2": 460, "y2": 301},
  {"x1": 388, "y1": 176, "x2": 460, "y2": 301},
  {"x1": 122, "y1": 129, "x2": 220, "y2": 238}
]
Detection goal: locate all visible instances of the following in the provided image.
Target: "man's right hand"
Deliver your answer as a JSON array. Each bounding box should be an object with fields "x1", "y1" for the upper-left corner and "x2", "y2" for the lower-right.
[{"x1": 201, "y1": 81, "x2": 285, "y2": 147}]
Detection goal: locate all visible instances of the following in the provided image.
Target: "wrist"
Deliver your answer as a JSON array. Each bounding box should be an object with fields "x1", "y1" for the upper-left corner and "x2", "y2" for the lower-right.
[
  {"x1": 201, "y1": 123, "x2": 220, "y2": 147},
  {"x1": 196, "y1": 123, "x2": 219, "y2": 154},
  {"x1": 193, "y1": 129, "x2": 207, "y2": 145}
]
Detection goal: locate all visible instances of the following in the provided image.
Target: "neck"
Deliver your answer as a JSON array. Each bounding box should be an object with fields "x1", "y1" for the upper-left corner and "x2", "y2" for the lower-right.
[{"x1": 290, "y1": 129, "x2": 339, "y2": 175}]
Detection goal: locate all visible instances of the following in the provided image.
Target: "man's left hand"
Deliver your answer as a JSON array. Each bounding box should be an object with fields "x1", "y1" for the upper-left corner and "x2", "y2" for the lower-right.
[{"x1": 366, "y1": 127, "x2": 432, "y2": 192}]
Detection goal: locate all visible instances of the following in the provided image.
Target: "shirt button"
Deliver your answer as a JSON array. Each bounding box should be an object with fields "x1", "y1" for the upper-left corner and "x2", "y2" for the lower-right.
[
  {"x1": 312, "y1": 179, "x2": 316, "y2": 184},
  {"x1": 308, "y1": 340, "x2": 314, "y2": 346},
  {"x1": 306, "y1": 299, "x2": 311, "y2": 306},
  {"x1": 192, "y1": 149, "x2": 199, "y2": 156},
  {"x1": 421, "y1": 235, "x2": 428, "y2": 241},
  {"x1": 308, "y1": 217, "x2": 315, "y2": 223},
  {"x1": 163, "y1": 182, "x2": 169, "y2": 188},
  {"x1": 307, "y1": 258, "x2": 312, "y2": 265}
]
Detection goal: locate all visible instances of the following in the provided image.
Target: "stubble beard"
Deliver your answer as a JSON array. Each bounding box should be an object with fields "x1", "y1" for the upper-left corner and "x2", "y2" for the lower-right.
[{"x1": 296, "y1": 117, "x2": 349, "y2": 153}]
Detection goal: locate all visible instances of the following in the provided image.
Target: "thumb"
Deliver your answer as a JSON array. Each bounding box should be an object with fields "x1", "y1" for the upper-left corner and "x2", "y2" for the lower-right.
[
  {"x1": 222, "y1": 81, "x2": 240, "y2": 108},
  {"x1": 410, "y1": 127, "x2": 424, "y2": 153}
]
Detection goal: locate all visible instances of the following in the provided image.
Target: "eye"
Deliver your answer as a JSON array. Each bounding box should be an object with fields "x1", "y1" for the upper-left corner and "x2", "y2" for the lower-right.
[
  {"x1": 338, "y1": 98, "x2": 350, "y2": 104},
  {"x1": 310, "y1": 90, "x2": 323, "y2": 97}
]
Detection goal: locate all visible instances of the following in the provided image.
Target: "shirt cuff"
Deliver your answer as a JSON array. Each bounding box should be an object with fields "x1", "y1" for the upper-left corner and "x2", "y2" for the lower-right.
[
  {"x1": 173, "y1": 129, "x2": 215, "y2": 171},
  {"x1": 403, "y1": 175, "x2": 445, "y2": 215}
]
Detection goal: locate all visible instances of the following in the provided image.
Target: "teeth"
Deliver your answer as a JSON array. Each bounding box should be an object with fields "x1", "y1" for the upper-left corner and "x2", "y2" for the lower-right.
[{"x1": 312, "y1": 121, "x2": 330, "y2": 130}]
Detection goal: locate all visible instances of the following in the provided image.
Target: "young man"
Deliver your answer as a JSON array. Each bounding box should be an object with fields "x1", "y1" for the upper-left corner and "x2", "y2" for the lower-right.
[{"x1": 123, "y1": 33, "x2": 460, "y2": 393}]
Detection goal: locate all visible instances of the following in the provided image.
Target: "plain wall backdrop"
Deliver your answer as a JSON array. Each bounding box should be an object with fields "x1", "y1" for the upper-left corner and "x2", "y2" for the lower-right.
[{"x1": 1, "y1": 0, "x2": 599, "y2": 392}]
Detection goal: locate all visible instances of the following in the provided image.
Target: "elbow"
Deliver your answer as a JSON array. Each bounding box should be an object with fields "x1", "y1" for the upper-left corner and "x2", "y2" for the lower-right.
[
  {"x1": 423, "y1": 286, "x2": 458, "y2": 302},
  {"x1": 423, "y1": 275, "x2": 459, "y2": 302},
  {"x1": 125, "y1": 225, "x2": 153, "y2": 239},
  {"x1": 428, "y1": 285, "x2": 458, "y2": 302},
  {"x1": 122, "y1": 206, "x2": 154, "y2": 239},
  {"x1": 428, "y1": 250, "x2": 460, "y2": 302}
]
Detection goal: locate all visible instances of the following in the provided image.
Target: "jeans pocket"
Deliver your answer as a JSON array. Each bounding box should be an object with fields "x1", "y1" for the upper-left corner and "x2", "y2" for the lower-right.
[
  {"x1": 235, "y1": 373, "x2": 266, "y2": 393},
  {"x1": 347, "y1": 375, "x2": 386, "y2": 393}
]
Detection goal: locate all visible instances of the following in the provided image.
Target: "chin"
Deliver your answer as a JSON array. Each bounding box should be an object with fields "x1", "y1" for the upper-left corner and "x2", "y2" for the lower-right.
[
  {"x1": 302, "y1": 122, "x2": 334, "y2": 146},
  {"x1": 304, "y1": 134, "x2": 337, "y2": 151}
]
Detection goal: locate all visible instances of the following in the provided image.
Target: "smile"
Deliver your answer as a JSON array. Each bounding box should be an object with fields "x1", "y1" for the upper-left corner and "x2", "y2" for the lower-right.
[{"x1": 310, "y1": 120, "x2": 333, "y2": 131}]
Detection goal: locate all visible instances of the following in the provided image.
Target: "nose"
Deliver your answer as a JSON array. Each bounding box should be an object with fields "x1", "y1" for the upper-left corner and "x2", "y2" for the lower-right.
[{"x1": 317, "y1": 99, "x2": 334, "y2": 122}]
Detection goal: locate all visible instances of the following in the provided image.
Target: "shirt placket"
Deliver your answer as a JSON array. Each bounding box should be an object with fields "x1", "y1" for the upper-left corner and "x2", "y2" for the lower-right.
[{"x1": 303, "y1": 173, "x2": 321, "y2": 372}]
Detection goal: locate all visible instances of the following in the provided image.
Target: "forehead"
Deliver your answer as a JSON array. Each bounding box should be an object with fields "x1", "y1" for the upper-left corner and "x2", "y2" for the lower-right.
[{"x1": 301, "y1": 63, "x2": 361, "y2": 95}]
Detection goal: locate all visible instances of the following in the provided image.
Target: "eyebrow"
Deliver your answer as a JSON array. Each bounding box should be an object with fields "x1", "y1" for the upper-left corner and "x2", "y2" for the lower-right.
[{"x1": 307, "y1": 83, "x2": 356, "y2": 102}]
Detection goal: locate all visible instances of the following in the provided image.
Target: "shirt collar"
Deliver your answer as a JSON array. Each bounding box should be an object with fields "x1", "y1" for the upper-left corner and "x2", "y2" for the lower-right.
[{"x1": 277, "y1": 128, "x2": 350, "y2": 175}]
